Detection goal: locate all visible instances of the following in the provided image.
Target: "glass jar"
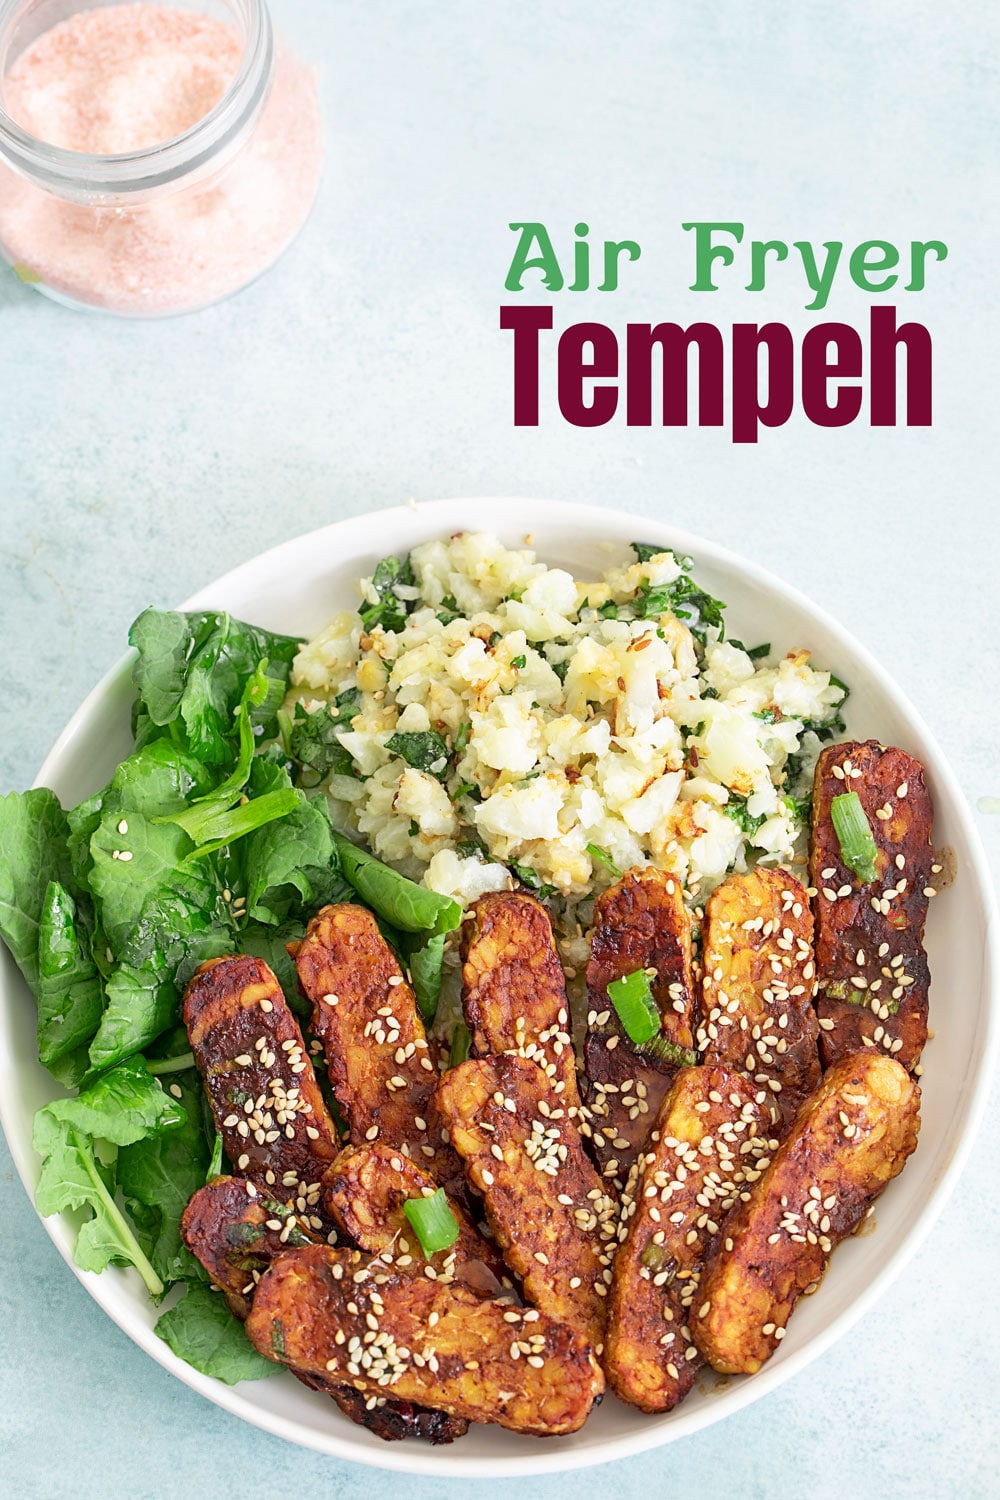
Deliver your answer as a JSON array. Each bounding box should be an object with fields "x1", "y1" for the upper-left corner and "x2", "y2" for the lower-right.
[{"x1": 0, "y1": 0, "x2": 323, "y2": 315}]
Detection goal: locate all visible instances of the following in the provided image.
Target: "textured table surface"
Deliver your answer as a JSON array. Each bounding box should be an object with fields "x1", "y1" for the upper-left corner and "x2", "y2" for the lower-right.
[{"x1": 1, "y1": 3, "x2": 997, "y2": 1496}]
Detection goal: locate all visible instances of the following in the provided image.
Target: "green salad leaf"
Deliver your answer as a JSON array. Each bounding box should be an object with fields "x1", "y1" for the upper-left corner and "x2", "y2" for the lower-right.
[
  {"x1": 119, "y1": 1070, "x2": 212, "y2": 1286},
  {"x1": 33, "y1": 1059, "x2": 187, "y2": 1296},
  {"x1": 0, "y1": 788, "x2": 77, "y2": 994},
  {"x1": 36, "y1": 881, "x2": 103, "y2": 1073},
  {"x1": 155, "y1": 1282, "x2": 276, "y2": 1383},
  {"x1": 331, "y1": 829, "x2": 461, "y2": 936},
  {"x1": 130, "y1": 608, "x2": 301, "y2": 766},
  {"x1": 405, "y1": 930, "x2": 448, "y2": 1021}
]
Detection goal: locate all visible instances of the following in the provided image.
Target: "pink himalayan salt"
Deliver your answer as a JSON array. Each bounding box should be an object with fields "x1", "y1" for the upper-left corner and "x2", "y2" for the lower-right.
[{"x1": 0, "y1": 4, "x2": 323, "y2": 314}]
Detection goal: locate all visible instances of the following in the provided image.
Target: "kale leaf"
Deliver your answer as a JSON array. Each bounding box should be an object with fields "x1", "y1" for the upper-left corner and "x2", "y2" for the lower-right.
[
  {"x1": 331, "y1": 829, "x2": 461, "y2": 936},
  {"x1": 0, "y1": 788, "x2": 77, "y2": 995},
  {"x1": 36, "y1": 880, "x2": 103, "y2": 1076},
  {"x1": 33, "y1": 1059, "x2": 187, "y2": 1296},
  {"x1": 129, "y1": 608, "x2": 301, "y2": 766},
  {"x1": 155, "y1": 1282, "x2": 276, "y2": 1383}
]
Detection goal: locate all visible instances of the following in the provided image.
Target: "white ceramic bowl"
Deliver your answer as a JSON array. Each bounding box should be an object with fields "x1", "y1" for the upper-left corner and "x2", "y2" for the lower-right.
[{"x1": 1, "y1": 498, "x2": 996, "y2": 1476}]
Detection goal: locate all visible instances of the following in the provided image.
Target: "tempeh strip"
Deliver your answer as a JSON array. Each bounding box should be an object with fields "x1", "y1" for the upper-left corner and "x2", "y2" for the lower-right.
[
  {"x1": 691, "y1": 1051, "x2": 920, "y2": 1375},
  {"x1": 181, "y1": 1177, "x2": 467, "y2": 1443},
  {"x1": 246, "y1": 1244, "x2": 604, "y2": 1435},
  {"x1": 698, "y1": 867, "x2": 820, "y2": 1131},
  {"x1": 461, "y1": 891, "x2": 581, "y2": 1111},
  {"x1": 322, "y1": 1143, "x2": 510, "y2": 1295},
  {"x1": 582, "y1": 866, "x2": 698, "y2": 1188},
  {"x1": 181, "y1": 1175, "x2": 323, "y2": 1320},
  {"x1": 437, "y1": 1053, "x2": 615, "y2": 1352},
  {"x1": 810, "y1": 741, "x2": 935, "y2": 1071},
  {"x1": 294, "y1": 903, "x2": 464, "y2": 1195},
  {"x1": 605, "y1": 1066, "x2": 772, "y2": 1411},
  {"x1": 183, "y1": 954, "x2": 339, "y2": 1221}
]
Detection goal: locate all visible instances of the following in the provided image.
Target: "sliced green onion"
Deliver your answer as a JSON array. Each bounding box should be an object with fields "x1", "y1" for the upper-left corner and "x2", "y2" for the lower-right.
[
  {"x1": 587, "y1": 843, "x2": 622, "y2": 879},
  {"x1": 638, "y1": 1033, "x2": 699, "y2": 1068},
  {"x1": 449, "y1": 1021, "x2": 472, "y2": 1069},
  {"x1": 830, "y1": 791, "x2": 879, "y2": 884},
  {"x1": 403, "y1": 1189, "x2": 460, "y2": 1257},
  {"x1": 607, "y1": 969, "x2": 660, "y2": 1045}
]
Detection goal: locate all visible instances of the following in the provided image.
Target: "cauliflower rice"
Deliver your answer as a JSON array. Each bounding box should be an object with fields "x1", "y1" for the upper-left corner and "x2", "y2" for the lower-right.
[{"x1": 287, "y1": 532, "x2": 847, "y2": 981}]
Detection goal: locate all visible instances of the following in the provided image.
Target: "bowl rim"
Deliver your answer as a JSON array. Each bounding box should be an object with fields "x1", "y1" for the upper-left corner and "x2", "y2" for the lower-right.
[{"x1": 3, "y1": 495, "x2": 997, "y2": 1477}]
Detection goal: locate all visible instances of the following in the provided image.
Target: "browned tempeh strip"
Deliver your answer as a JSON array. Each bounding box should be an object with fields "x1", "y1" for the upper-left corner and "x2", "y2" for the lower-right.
[
  {"x1": 437, "y1": 1053, "x2": 615, "y2": 1352},
  {"x1": 322, "y1": 1143, "x2": 511, "y2": 1296},
  {"x1": 605, "y1": 1066, "x2": 773, "y2": 1412},
  {"x1": 181, "y1": 1175, "x2": 324, "y2": 1320},
  {"x1": 581, "y1": 1035, "x2": 676, "y2": 1192},
  {"x1": 810, "y1": 741, "x2": 935, "y2": 1071},
  {"x1": 181, "y1": 1177, "x2": 467, "y2": 1443},
  {"x1": 698, "y1": 867, "x2": 820, "y2": 1131},
  {"x1": 183, "y1": 954, "x2": 339, "y2": 1218},
  {"x1": 294, "y1": 904, "x2": 464, "y2": 1195},
  {"x1": 582, "y1": 866, "x2": 698, "y2": 1188},
  {"x1": 691, "y1": 1051, "x2": 920, "y2": 1375},
  {"x1": 245, "y1": 1244, "x2": 604, "y2": 1435},
  {"x1": 461, "y1": 891, "x2": 581, "y2": 1111}
]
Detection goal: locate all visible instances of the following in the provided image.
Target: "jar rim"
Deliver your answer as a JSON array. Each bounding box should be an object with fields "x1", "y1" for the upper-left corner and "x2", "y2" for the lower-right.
[{"x1": 0, "y1": 0, "x2": 274, "y2": 197}]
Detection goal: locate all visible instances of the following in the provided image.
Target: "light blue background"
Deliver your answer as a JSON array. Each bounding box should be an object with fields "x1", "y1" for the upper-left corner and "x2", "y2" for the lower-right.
[{"x1": 1, "y1": 2, "x2": 997, "y2": 1496}]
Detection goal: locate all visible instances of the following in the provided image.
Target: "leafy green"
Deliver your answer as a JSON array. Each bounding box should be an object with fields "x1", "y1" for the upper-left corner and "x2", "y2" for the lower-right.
[
  {"x1": 359, "y1": 555, "x2": 415, "y2": 634},
  {"x1": 385, "y1": 729, "x2": 450, "y2": 780},
  {"x1": 155, "y1": 1282, "x2": 276, "y2": 1383},
  {"x1": 729, "y1": 638, "x2": 771, "y2": 662},
  {"x1": 287, "y1": 688, "x2": 361, "y2": 782},
  {"x1": 631, "y1": 541, "x2": 670, "y2": 563},
  {"x1": 636, "y1": 570, "x2": 726, "y2": 642},
  {"x1": 331, "y1": 830, "x2": 461, "y2": 937},
  {"x1": 782, "y1": 792, "x2": 812, "y2": 824},
  {"x1": 36, "y1": 881, "x2": 103, "y2": 1073},
  {"x1": 155, "y1": 662, "x2": 271, "y2": 844},
  {"x1": 405, "y1": 931, "x2": 448, "y2": 1021},
  {"x1": 33, "y1": 1059, "x2": 187, "y2": 1296},
  {"x1": 236, "y1": 762, "x2": 345, "y2": 925},
  {"x1": 510, "y1": 654, "x2": 527, "y2": 670},
  {"x1": 508, "y1": 860, "x2": 557, "y2": 900},
  {"x1": 129, "y1": 608, "x2": 301, "y2": 767},
  {"x1": 87, "y1": 961, "x2": 183, "y2": 1084},
  {"x1": 0, "y1": 788, "x2": 76, "y2": 994},
  {"x1": 449, "y1": 1021, "x2": 472, "y2": 1068},
  {"x1": 586, "y1": 843, "x2": 622, "y2": 879},
  {"x1": 435, "y1": 593, "x2": 462, "y2": 625},
  {"x1": 119, "y1": 1070, "x2": 212, "y2": 1286},
  {"x1": 723, "y1": 795, "x2": 766, "y2": 837}
]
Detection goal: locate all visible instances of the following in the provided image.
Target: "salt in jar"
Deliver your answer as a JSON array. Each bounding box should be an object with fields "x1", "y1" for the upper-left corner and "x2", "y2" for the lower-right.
[{"x1": 0, "y1": 0, "x2": 323, "y2": 315}]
